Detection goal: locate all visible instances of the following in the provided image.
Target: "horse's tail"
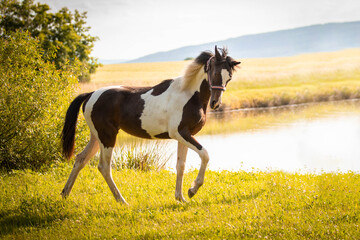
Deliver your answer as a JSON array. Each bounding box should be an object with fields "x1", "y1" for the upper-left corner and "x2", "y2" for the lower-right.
[{"x1": 61, "y1": 92, "x2": 93, "y2": 160}]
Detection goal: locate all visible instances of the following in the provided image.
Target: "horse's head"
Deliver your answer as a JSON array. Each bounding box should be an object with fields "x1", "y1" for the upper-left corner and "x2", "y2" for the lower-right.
[{"x1": 206, "y1": 46, "x2": 240, "y2": 110}]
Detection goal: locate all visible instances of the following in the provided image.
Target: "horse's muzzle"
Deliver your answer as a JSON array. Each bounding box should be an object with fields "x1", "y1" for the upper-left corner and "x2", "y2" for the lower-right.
[
  {"x1": 210, "y1": 100, "x2": 221, "y2": 110},
  {"x1": 210, "y1": 89, "x2": 223, "y2": 110}
]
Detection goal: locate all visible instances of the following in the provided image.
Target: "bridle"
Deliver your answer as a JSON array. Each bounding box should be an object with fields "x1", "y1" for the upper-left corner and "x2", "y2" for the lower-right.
[{"x1": 206, "y1": 56, "x2": 227, "y2": 91}]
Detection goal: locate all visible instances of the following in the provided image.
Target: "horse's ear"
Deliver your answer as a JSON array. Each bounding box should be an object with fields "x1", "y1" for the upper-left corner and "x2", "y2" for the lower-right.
[
  {"x1": 232, "y1": 60, "x2": 241, "y2": 67},
  {"x1": 231, "y1": 60, "x2": 241, "y2": 70},
  {"x1": 215, "y1": 45, "x2": 221, "y2": 60}
]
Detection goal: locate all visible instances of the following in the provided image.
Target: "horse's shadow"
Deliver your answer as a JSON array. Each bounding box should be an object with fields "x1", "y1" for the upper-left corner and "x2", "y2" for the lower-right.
[
  {"x1": 0, "y1": 189, "x2": 266, "y2": 236},
  {"x1": 0, "y1": 198, "x2": 69, "y2": 236},
  {"x1": 163, "y1": 188, "x2": 266, "y2": 210}
]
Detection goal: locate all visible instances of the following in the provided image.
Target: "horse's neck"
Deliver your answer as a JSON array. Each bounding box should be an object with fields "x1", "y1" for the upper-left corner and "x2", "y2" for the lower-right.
[
  {"x1": 188, "y1": 68, "x2": 211, "y2": 111},
  {"x1": 198, "y1": 78, "x2": 211, "y2": 112},
  {"x1": 179, "y1": 66, "x2": 211, "y2": 111}
]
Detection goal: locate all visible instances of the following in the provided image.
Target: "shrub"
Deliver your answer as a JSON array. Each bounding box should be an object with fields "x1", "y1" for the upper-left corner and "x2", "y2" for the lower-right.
[{"x1": 0, "y1": 31, "x2": 82, "y2": 170}]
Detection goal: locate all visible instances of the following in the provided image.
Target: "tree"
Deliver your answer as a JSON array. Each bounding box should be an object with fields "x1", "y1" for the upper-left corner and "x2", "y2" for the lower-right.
[
  {"x1": 0, "y1": 31, "x2": 89, "y2": 170},
  {"x1": 0, "y1": 0, "x2": 100, "y2": 81}
]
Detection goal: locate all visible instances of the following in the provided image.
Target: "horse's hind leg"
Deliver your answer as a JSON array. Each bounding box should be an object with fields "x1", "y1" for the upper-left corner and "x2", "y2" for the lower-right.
[
  {"x1": 98, "y1": 144, "x2": 128, "y2": 204},
  {"x1": 175, "y1": 142, "x2": 188, "y2": 202},
  {"x1": 61, "y1": 134, "x2": 99, "y2": 198}
]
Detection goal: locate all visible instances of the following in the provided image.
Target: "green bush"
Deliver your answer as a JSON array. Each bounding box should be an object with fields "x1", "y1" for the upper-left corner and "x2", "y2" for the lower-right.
[{"x1": 0, "y1": 31, "x2": 83, "y2": 170}]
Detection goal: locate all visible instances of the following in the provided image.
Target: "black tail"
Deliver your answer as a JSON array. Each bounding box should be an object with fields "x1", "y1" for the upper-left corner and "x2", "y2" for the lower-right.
[{"x1": 61, "y1": 92, "x2": 93, "y2": 160}]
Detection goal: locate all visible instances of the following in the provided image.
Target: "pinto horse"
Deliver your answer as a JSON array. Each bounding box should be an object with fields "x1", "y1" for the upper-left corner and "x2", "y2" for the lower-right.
[{"x1": 61, "y1": 46, "x2": 240, "y2": 204}]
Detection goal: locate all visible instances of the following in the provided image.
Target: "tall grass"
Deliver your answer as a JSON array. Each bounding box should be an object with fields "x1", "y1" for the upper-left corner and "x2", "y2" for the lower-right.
[{"x1": 111, "y1": 139, "x2": 173, "y2": 171}]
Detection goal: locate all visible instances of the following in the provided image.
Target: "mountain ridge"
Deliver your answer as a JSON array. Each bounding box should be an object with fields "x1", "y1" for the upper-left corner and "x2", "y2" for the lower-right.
[{"x1": 127, "y1": 21, "x2": 360, "y2": 63}]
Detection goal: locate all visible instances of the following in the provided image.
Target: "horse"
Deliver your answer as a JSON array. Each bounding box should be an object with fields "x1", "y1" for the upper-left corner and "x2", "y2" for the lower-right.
[{"x1": 61, "y1": 46, "x2": 240, "y2": 204}]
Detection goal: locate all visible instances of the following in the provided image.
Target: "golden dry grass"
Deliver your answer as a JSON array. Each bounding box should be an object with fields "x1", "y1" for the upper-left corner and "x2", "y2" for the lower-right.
[
  {"x1": 80, "y1": 61, "x2": 188, "y2": 92},
  {"x1": 79, "y1": 49, "x2": 360, "y2": 109},
  {"x1": 85, "y1": 49, "x2": 359, "y2": 86}
]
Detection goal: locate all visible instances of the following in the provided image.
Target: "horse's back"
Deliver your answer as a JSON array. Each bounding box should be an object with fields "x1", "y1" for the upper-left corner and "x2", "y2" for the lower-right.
[
  {"x1": 82, "y1": 78, "x2": 206, "y2": 145},
  {"x1": 83, "y1": 86, "x2": 153, "y2": 146}
]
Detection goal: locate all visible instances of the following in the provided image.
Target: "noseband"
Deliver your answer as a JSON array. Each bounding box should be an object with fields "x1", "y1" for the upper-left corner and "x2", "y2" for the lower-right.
[{"x1": 206, "y1": 56, "x2": 226, "y2": 91}]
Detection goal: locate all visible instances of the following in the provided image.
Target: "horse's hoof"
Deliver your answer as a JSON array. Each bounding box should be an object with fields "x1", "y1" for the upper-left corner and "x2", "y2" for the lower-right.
[
  {"x1": 175, "y1": 196, "x2": 187, "y2": 202},
  {"x1": 61, "y1": 189, "x2": 68, "y2": 199},
  {"x1": 188, "y1": 189, "x2": 196, "y2": 198},
  {"x1": 116, "y1": 198, "x2": 129, "y2": 205}
]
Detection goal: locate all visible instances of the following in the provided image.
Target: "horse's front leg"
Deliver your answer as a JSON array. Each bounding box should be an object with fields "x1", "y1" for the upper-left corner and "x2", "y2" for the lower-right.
[
  {"x1": 187, "y1": 144, "x2": 209, "y2": 198},
  {"x1": 175, "y1": 142, "x2": 188, "y2": 202},
  {"x1": 171, "y1": 129, "x2": 209, "y2": 199}
]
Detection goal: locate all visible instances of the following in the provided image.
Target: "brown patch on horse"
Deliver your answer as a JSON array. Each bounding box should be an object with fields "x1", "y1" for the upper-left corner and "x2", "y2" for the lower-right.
[
  {"x1": 154, "y1": 132, "x2": 170, "y2": 139},
  {"x1": 91, "y1": 87, "x2": 152, "y2": 148},
  {"x1": 178, "y1": 80, "x2": 210, "y2": 150},
  {"x1": 151, "y1": 79, "x2": 173, "y2": 96}
]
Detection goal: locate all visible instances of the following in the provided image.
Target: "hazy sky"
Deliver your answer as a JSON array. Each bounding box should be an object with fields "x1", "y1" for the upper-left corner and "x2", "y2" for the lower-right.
[{"x1": 41, "y1": 0, "x2": 360, "y2": 60}]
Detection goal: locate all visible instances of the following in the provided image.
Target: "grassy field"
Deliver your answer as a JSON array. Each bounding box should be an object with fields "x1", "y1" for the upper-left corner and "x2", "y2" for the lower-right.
[
  {"x1": 2, "y1": 50, "x2": 360, "y2": 239},
  {"x1": 80, "y1": 49, "x2": 360, "y2": 109},
  {"x1": 1, "y1": 164, "x2": 359, "y2": 239}
]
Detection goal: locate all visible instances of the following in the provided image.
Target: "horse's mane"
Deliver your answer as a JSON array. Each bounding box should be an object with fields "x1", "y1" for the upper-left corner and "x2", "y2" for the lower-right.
[
  {"x1": 181, "y1": 51, "x2": 213, "y2": 90},
  {"x1": 181, "y1": 48, "x2": 229, "y2": 90}
]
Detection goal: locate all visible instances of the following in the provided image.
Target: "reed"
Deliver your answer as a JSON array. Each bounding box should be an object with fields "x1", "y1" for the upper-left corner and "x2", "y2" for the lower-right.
[{"x1": 111, "y1": 139, "x2": 173, "y2": 171}]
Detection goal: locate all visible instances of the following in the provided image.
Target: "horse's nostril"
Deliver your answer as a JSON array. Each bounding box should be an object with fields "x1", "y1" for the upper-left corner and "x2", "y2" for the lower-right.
[{"x1": 210, "y1": 100, "x2": 216, "y2": 108}]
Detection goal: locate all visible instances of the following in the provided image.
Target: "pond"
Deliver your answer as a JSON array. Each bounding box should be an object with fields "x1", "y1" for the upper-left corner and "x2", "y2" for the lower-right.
[
  {"x1": 116, "y1": 100, "x2": 360, "y2": 173},
  {"x1": 174, "y1": 113, "x2": 360, "y2": 173}
]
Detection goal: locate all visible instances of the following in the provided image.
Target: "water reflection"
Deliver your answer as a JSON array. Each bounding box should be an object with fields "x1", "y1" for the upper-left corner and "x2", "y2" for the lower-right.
[
  {"x1": 167, "y1": 101, "x2": 360, "y2": 173},
  {"x1": 171, "y1": 115, "x2": 360, "y2": 173}
]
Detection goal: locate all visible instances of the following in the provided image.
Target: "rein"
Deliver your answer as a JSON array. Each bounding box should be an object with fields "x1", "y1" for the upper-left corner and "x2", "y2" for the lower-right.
[{"x1": 206, "y1": 56, "x2": 226, "y2": 91}]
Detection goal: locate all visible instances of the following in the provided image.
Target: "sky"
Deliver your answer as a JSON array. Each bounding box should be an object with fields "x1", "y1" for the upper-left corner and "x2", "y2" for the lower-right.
[{"x1": 41, "y1": 0, "x2": 360, "y2": 61}]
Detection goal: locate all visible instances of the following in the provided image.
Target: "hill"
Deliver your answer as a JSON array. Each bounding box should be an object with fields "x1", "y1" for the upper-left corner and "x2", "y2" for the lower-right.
[{"x1": 128, "y1": 21, "x2": 360, "y2": 63}]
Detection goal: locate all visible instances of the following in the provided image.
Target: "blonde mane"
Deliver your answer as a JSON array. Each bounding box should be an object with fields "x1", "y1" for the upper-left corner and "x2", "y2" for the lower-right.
[
  {"x1": 181, "y1": 61, "x2": 205, "y2": 90},
  {"x1": 180, "y1": 51, "x2": 213, "y2": 91}
]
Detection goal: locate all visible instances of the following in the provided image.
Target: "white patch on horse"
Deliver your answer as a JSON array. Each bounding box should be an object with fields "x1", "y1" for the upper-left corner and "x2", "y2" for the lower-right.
[
  {"x1": 220, "y1": 69, "x2": 231, "y2": 85},
  {"x1": 84, "y1": 86, "x2": 123, "y2": 148},
  {"x1": 140, "y1": 77, "x2": 202, "y2": 138}
]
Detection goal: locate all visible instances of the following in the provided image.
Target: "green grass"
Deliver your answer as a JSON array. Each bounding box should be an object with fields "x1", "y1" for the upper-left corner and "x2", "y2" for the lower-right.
[{"x1": 1, "y1": 164, "x2": 360, "y2": 239}]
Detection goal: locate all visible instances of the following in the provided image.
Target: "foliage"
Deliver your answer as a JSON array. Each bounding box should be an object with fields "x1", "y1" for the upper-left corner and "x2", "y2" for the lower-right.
[
  {"x1": 0, "y1": 0, "x2": 100, "y2": 82},
  {"x1": 0, "y1": 31, "x2": 82, "y2": 170},
  {"x1": 0, "y1": 165, "x2": 359, "y2": 239}
]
